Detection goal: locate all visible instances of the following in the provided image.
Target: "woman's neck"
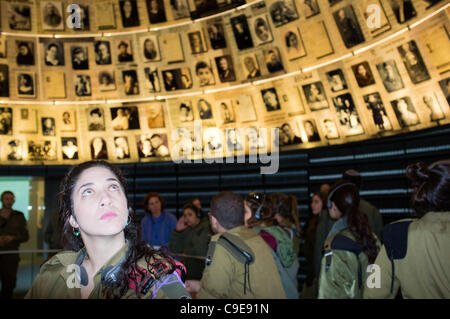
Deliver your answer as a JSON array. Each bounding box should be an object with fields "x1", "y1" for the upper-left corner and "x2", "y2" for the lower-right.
[{"x1": 82, "y1": 234, "x2": 126, "y2": 275}]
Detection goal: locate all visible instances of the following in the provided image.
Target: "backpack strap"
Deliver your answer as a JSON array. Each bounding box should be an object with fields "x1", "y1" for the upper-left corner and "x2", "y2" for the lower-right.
[
  {"x1": 383, "y1": 220, "x2": 413, "y2": 293},
  {"x1": 329, "y1": 234, "x2": 364, "y2": 289}
]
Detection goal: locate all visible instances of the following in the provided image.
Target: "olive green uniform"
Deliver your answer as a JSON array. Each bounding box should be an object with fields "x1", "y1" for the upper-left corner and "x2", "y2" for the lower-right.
[
  {"x1": 0, "y1": 210, "x2": 29, "y2": 298},
  {"x1": 197, "y1": 225, "x2": 287, "y2": 299},
  {"x1": 318, "y1": 228, "x2": 381, "y2": 299},
  {"x1": 169, "y1": 217, "x2": 211, "y2": 280},
  {"x1": 314, "y1": 199, "x2": 383, "y2": 278},
  {"x1": 25, "y1": 242, "x2": 190, "y2": 299},
  {"x1": 364, "y1": 212, "x2": 450, "y2": 299}
]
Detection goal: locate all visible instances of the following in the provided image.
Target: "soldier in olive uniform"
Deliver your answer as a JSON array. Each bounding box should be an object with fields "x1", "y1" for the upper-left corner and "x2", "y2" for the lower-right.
[
  {"x1": 186, "y1": 191, "x2": 287, "y2": 298},
  {"x1": 169, "y1": 203, "x2": 212, "y2": 280},
  {"x1": 318, "y1": 181, "x2": 381, "y2": 298},
  {"x1": 26, "y1": 161, "x2": 189, "y2": 299},
  {"x1": 0, "y1": 191, "x2": 29, "y2": 299},
  {"x1": 364, "y1": 160, "x2": 450, "y2": 299}
]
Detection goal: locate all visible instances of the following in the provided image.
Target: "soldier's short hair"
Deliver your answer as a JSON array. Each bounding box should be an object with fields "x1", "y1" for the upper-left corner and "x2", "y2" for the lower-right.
[{"x1": 210, "y1": 191, "x2": 244, "y2": 230}]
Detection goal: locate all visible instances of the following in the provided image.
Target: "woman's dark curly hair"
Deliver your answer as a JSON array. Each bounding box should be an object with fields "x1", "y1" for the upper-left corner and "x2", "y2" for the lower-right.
[
  {"x1": 244, "y1": 192, "x2": 274, "y2": 228},
  {"x1": 58, "y1": 160, "x2": 176, "y2": 298},
  {"x1": 406, "y1": 160, "x2": 450, "y2": 217},
  {"x1": 270, "y1": 192, "x2": 301, "y2": 234},
  {"x1": 328, "y1": 181, "x2": 379, "y2": 264}
]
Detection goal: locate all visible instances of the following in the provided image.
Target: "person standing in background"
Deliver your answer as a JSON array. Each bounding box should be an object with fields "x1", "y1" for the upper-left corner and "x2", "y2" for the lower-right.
[
  {"x1": 0, "y1": 191, "x2": 29, "y2": 299},
  {"x1": 141, "y1": 192, "x2": 177, "y2": 249}
]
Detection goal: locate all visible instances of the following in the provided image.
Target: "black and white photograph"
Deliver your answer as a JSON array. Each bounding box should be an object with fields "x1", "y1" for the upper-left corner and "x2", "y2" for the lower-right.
[
  {"x1": 111, "y1": 106, "x2": 140, "y2": 130},
  {"x1": 87, "y1": 107, "x2": 105, "y2": 131},
  {"x1": 302, "y1": 82, "x2": 329, "y2": 111},
  {"x1": 195, "y1": 61, "x2": 216, "y2": 87},
  {"x1": 170, "y1": 0, "x2": 191, "y2": 20},
  {"x1": 41, "y1": 117, "x2": 56, "y2": 136},
  {"x1": 8, "y1": 4, "x2": 32, "y2": 31},
  {"x1": 332, "y1": 93, "x2": 365, "y2": 136},
  {"x1": 215, "y1": 55, "x2": 236, "y2": 83},
  {"x1": 90, "y1": 137, "x2": 108, "y2": 160},
  {"x1": 44, "y1": 41, "x2": 64, "y2": 66},
  {"x1": 98, "y1": 70, "x2": 116, "y2": 92},
  {"x1": 117, "y1": 40, "x2": 134, "y2": 63},
  {"x1": 241, "y1": 54, "x2": 261, "y2": 80},
  {"x1": 302, "y1": 0, "x2": 320, "y2": 18},
  {"x1": 0, "y1": 107, "x2": 13, "y2": 135},
  {"x1": 28, "y1": 140, "x2": 57, "y2": 161},
  {"x1": 59, "y1": 109, "x2": 76, "y2": 132},
  {"x1": 74, "y1": 75, "x2": 91, "y2": 97},
  {"x1": 390, "y1": 0, "x2": 416, "y2": 24},
  {"x1": 72, "y1": 4, "x2": 90, "y2": 31},
  {"x1": 16, "y1": 41, "x2": 34, "y2": 66},
  {"x1": 282, "y1": 27, "x2": 306, "y2": 61},
  {"x1": 17, "y1": 73, "x2": 35, "y2": 98},
  {"x1": 264, "y1": 47, "x2": 284, "y2": 73},
  {"x1": 120, "y1": 0, "x2": 140, "y2": 27},
  {"x1": 303, "y1": 119, "x2": 321, "y2": 142},
  {"x1": 251, "y1": 15, "x2": 273, "y2": 46},
  {"x1": 187, "y1": 30, "x2": 208, "y2": 54},
  {"x1": 321, "y1": 118, "x2": 340, "y2": 139},
  {"x1": 137, "y1": 133, "x2": 170, "y2": 158},
  {"x1": 147, "y1": 0, "x2": 167, "y2": 24},
  {"x1": 439, "y1": 77, "x2": 450, "y2": 106},
  {"x1": 333, "y1": 5, "x2": 365, "y2": 49},
  {"x1": 422, "y1": 92, "x2": 445, "y2": 122},
  {"x1": 7, "y1": 140, "x2": 23, "y2": 161},
  {"x1": 179, "y1": 102, "x2": 194, "y2": 122},
  {"x1": 269, "y1": 0, "x2": 299, "y2": 27},
  {"x1": 197, "y1": 98, "x2": 214, "y2": 120},
  {"x1": 363, "y1": 92, "x2": 393, "y2": 131},
  {"x1": 230, "y1": 14, "x2": 254, "y2": 51},
  {"x1": 144, "y1": 67, "x2": 161, "y2": 93},
  {"x1": 122, "y1": 70, "x2": 140, "y2": 95},
  {"x1": 114, "y1": 136, "x2": 131, "y2": 159},
  {"x1": 193, "y1": 0, "x2": 219, "y2": 17},
  {"x1": 162, "y1": 68, "x2": 192, "y2": 91},
  {"x1": 226, "y1": 128, "x2": 244, "y2": 152},
  {"x1": 352, "y1": 61, "x2": 376, "y2": 88},
  {"x1": 41, "y1": 1, "x2": 64, "y2": 31},
  {"x1": 261, "y1": 88, "x2": 281, "y2": 112},
  {"x1": 141, "y1": 36, "x2": 160, "y2": 61},
  {"x1": 207, "y1": 20, "x2": 227, "y2": 50},
  {"x1": 279, "y1": 122, "x2": 302, "y2": 146},
  {"x1": 398, "y1": 41, "x2": 431, "y2": 84},
  {"x1": 245, "y1": 127, "x2": 266, "y2": 151},
  {"x1": 71, "y1": 46, "x2": 89, "y2": 70},
  {"x1": 61, "y1": 137, "x2": 79, "y2": 160},
  {"x1": 391, "y1": 96, "x2": 420, "y2": 127},
  {"x1": 203, "y1": 127, "x2": 223, "y2": 154},
  {"x1": 0, "y1": 65, "x2": 10, "y2": 98},
  {"x1": 218, "y1": 100, "x2": 236, "y2": 124},
  {"x1": 146, "y1": 103, "x2": 165, "y2": 128},
  {"x1": 94, "y1": 41, "x2": 112, "y2": 65},
  {"x1": 376, "y1": 60, "x2": 404, "y2": 92},
  {"x1": 326, "y1": 69, "x2": 348, "y2": 92}
]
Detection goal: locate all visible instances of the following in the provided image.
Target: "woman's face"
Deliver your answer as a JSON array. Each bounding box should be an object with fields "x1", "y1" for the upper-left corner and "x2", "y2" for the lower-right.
[
  {"x1": 183, "y1": 208, "x2": 200, "y2": 227},
  {"x1": 147, "y1": 196, "x2": 162, "y2": 214},
  {"x1": 69, "y1": 166, "x2": 128, "y2": 239},
  {"x1": 123, "y1": 1, "x2": 132, "y2": 17},
  {"x1": 244, "y1": 201, "x2": 252, "y2": 228},
  {"x1": 310, "y1": 194, "x2": 323, "y2": 215},
  {"x1": 145, "y1": 40, "x2": 155, "y2": 52}
]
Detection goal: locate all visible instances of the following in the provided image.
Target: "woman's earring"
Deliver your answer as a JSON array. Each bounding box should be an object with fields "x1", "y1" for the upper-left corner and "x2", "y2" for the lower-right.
[
  {"x1": 126, "y1": 216, "x2": 131, "y2": 226},
  {"x1": 73, "y1": 227, "x2": 80, "y2": 236}
]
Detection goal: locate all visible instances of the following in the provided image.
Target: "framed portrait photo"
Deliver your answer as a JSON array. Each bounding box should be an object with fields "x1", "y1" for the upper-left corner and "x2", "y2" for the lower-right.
[
  {"x1": 302, "y1": 82, "x2": 328, "y2": 111},
  {"x1": 281, "y1": 26, "x2": 306, "y2": 61},
  {"x1": 391, "y1": 96, "x2": 420, "y2": 128},
  {"x1": 140, "y1": 36, "x2": 161, "y2": 62},
  {"x1": 120, "y1": 0, "x2": 140, "y2": 27},
  {"x1": 261, "y1": 87, "x2": 281, "y2": 112},
  {"x1": 61, "y1": 137, "x2": 79, "y2": 160},
  {"x1": 333, "y1": 5, "x2": 365, "y2": 49},
  {"x1": 144, "y1": 67, "x2": 161, "y2": 93},
  {"x1": 86, "y1": 107, "x2": 105, "y2": 131},
  {"x1": 59, "y1": 109, "x2": 76, "y2": 132},
  {"x1": 8, "y1": 3, "x2": 32, "y2": 31},
  {"x1": 16, "y1": 41, "x2": 35, "y2": 66},
  {"x1": 363, "y1": 92, "x2": 393, "y2": 131},
  {"x1": 111, "y1": 106, "x2": 140, "y2": 130},
  {"x1": 269, "y1": 0, "x2": 299, "y2": 28},
  {"x1": 17, "y1": 72, "x2": 36, "y2": 98},
  {"x1": 230, "y1": 14, "x2": 254, "y2": 51},
  {"x1": 352, "y1": 61, "x2": 376, "y2": 88},
  {"x1": 40, "y1": 1, "x2": 64, "y2": 31},
  {"x1": 376, "y1": 60, "x2": 404, "y2": 93},
  {"x1": 250, "y1": 14, "x2": 273, "y2": 46},
  {"x1": 98, "y1": 70, "x2": 116, "y2": 92},
  {"x1": 326, "y1": 69, "x2": 348, "y2": 93},
  {"x1": 0, "y1": 107, "x2": 13, "y2": 135},
  {"x1": 332, "y1": 93, "x2": 365, "y2": 136},
  {"x1": 187, "y1": 30, "x2": 208, "y2": 54},
  {"x1": 18, "y1": 108, "x2": 37, "y2": 133}
]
